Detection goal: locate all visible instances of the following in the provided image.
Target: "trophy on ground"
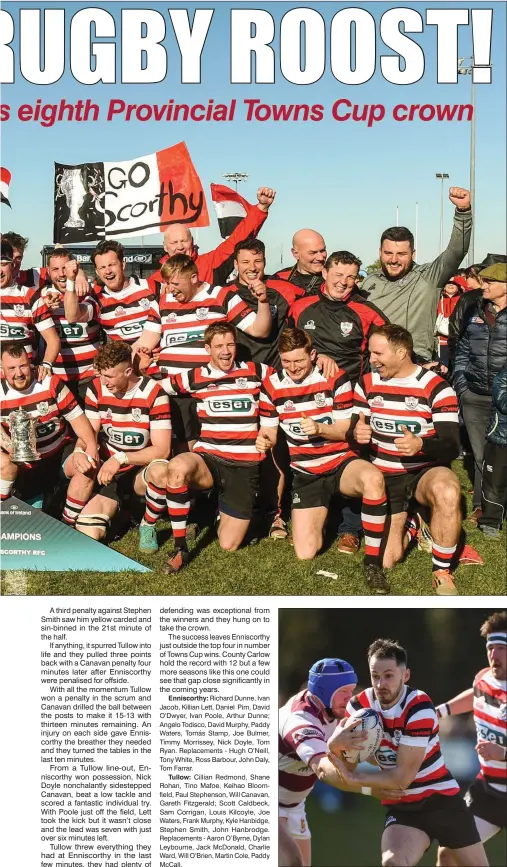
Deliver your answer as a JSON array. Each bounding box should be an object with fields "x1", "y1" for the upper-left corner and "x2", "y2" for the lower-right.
[{"x1": 7, "y1": 407, "x2": 41, "y2": 463}]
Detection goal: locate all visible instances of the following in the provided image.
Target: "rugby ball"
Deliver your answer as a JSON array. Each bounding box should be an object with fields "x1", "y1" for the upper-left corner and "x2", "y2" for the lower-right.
[{"x1": 341, "y1": 708, "x2": 383, "y2": 764}]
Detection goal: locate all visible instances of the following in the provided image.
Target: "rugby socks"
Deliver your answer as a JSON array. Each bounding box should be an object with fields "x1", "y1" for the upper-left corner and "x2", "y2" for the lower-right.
[
  {"x1": 405, "y1": 515, "x2": 418, "y2": 543},
  {"x1": 0, "y1": 477, "x2": 14, "y2": 501},
  {"x1": 144, "y1": 483, "x2": 166, "y2": 526},
  {"x1": 432, "y1": 541, "x2": 457, "y2": 572},
  {"x1": 167, "y1": 484, "x2": 191, "y2": 550},
  {"x1": 62, "y1": 495, "x2": 87, "y2": 526},
  {"x1": 362, "y1": 495, "x2": 388, "y2": 565}
]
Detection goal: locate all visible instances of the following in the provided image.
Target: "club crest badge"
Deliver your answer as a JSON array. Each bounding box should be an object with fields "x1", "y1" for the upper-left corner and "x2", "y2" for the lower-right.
[
  {"x1": 14, "y1": 304, "x2": 25, "y2": 317},
  {"x1": 139, "y1": 297, "x2": 150, "y2": 310},
  {"x1": 196, "y1": 307, "x2": 209, "y2": 320},
  {"x1": 132, "y1": 408, "x2": 142, "y2": 422},
  {"x1": 284, "y1": 400, "x2": 296, "y2": 413},
  {"x1": 236, "y1": 378, "x2": 248, "y2": 390},
  {"x1": 499, "y1": 703, "x2": 507, "y2": 722},
  {"x1": 36, "y1": 401, "x2": 49, "y2": 416},
  {"x1": 315, "y1": 392, "x2": 326, "y2": 407},
  {"x1": 115, "y1": 306, "x2": 125, "y2": 317},
  {"x1": 304, "y1": 320, "x2": 316, "y2": 330},
  {"x1": 340, "y1": 321, "x2": 353, "y2": 336},
  {"x1": 166, "y1": 312, "x2": 178, "y2": 324},
  {"x1": 405, "y1": 396, "x2": 418, "y2": 410},
  {"x1": 371, "y1": 396, "x2": 384, "y2": 407}
]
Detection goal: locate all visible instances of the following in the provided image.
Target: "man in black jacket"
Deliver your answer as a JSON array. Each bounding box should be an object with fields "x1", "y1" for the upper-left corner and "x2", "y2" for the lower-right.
[{"x1": 275, "y1": 228, "x2": 327, "y2": 295}]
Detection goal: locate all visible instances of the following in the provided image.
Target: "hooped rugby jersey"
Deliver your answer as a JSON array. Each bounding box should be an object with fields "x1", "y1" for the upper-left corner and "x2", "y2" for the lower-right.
[
  {"x1": 165, "y1": 361, "x2": 271, "y2": 464},
  {"x1": 0, "y1": 282, "x2": 55, "y2": 360},
  {"x1": 346, "y1": 686, "x2": 459, "y2": 806},
  {"x1": 0, "y1": 374, "x2": 82, "y2": 458},
  {"x1": 279, "y1": 690, "x2": 337, "y2": 807},
  {"x1": 353, "y1": 366, "x2": 459, "y2": 474},
  {"x1": 232, "y1": 277, "x2": 299, "y2": 368},
  {"x1": 43, "y1": 296, "x2": 102, "y2": 382},
  {"x1": 94, "y1": 275, "x2": 156, "y2": 343},
  {"x1": 85, "y1": 376, "x2": 171, "y2": 470},
  {"x1": 473, "y1": 667, "x2": 507, "y2": 796},
  {"x1": 143, "y1": 282, "x2": 256, "y2": 375},
  {"x1": 259, "y1": 365, "x2": 355, "y2": 475}
]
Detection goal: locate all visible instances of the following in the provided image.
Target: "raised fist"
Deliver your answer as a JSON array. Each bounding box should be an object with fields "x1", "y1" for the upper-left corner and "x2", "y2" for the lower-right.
[
  {"x1": 257, "y1": 187, "x2": 276, "y2": 211},
  {"x1": 449, "y1": 187, "x2": 471, "y2": 210}
]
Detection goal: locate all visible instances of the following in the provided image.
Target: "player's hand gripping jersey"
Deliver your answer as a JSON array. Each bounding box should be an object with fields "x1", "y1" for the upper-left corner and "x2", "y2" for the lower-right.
[
  {"x1": 143, "y1": 283, "x2": 258, "y2": 376},
  {"x1": 85, "y1": 376, "x2": 170, "y2": 468},
  {"x1": 260, "y1": 365, "x2": 355, "y2": 474},
  {"x1": 353, "y1": 366, "x2": 460, "y2": 474},
  {"x1": 346, "y1": 686, "x2": 460, "y2": 805},
  {"x1": 165, "y1": 361, "x2": 271, "y2": 464},
  {"x1": 473, "y1": 667, "x2": 507, "y2": 795},
  {"x1": 278, "y1": 690, "x2": 337, "y2": 807}
]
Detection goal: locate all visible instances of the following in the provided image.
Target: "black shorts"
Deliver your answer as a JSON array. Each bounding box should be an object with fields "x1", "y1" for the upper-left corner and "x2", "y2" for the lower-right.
[
  {"x1": 384, "y1": 793, "x2": 480, "y2": 850},
  {"x1": 13, "y1": 442, "x2": 74, "y2": 503},
  {"x1": 465, "y1": 778, "x2": 507, "y2": 830},
  {"x1": 384, "y1": 466, "x2": 436, "y2": 515},
  {"x1": 291, "y1": 457, "x2": 359, "y2": 511},
  {"x1": 93, "y1": 466, "x2": 142, "y2": 505},
  {"x1": 201, "y1": 453, "x2": 259, "y2": 519},
  {"x1": 170, "y1": 395, "x2": 199, "y2": 443}
]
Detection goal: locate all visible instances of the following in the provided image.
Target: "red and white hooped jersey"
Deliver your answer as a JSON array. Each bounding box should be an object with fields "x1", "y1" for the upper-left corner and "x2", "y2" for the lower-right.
[
  {"x1": 85, "y1": 376, "x2": 171, "y2": 469},
  {"x1": 0, "y1": 374, "x2": 82, "y2": 458},
  {"x1": 166, "y1": 361, "x2": 271, "y2": 464},
  {"x1": 44, "y1": 297, "x2": 102, "y2": 382},
  {"x1": 473, "y1": 667, "x2": 507, "y2": 795},
  {"x1": 279, "y1": 690, "x2": 337, "y2": 807},
  {"x1": 0, "y1": 282, "x2": 55, "y2": 360},
  {"x1": 353, "y1": 366, "x2": 459, "y2": 475},
  {"x1": 346, "y1": 686, "x2": 459, "y2": 806},
  {"x1": 259, "y1": 365, "x2": 355, "y2": 475},
  {"x1": 143, "y1": 282, "x2": 256, "y2": 375},
  {"x1": 94, "y1": 276, "x2": 156, "y2": 344}
]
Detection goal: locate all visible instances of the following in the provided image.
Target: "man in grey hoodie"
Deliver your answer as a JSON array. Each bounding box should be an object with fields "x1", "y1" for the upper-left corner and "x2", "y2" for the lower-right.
[{"x1": 362, "y1": 187, "x2": 472, "y2": 363}]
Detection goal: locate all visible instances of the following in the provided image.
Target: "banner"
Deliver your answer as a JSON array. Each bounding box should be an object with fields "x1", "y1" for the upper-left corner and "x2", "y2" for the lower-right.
[
  {"x1": 211, "y1": 183, "x2": 249, "y2": 238},
  {"x1": 53, "y1": 142, "x2": 210, "y2": 243},
  {"x1": 0, "y1": 167, "x2": 11, "y2": 207}
]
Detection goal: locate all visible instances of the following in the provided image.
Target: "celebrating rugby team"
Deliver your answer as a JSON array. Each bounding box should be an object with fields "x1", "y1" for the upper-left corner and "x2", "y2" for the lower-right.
[{"x1": 1, "y1": 183, "x2": 506, "y2": 594}]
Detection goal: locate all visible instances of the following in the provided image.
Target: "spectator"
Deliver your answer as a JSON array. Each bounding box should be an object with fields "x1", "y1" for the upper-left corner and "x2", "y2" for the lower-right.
[
  {"x1": 435, "y1": 276, "x2": 467, "y2": 369},
  {"x1": 479, "y1": 365, "x2": 507, "y2": 538},
  {"x1": 453, "y1": 263, "x2": 507, "y2": 523},
  {"x1": 465, "y1": 264, "x2": 484, "y2": 291}
]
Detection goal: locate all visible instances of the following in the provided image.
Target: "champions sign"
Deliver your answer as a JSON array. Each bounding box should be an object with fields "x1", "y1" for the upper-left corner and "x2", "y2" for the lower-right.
[{"x1": 53, "y1": 142, "x2": 210, "y2": 243}]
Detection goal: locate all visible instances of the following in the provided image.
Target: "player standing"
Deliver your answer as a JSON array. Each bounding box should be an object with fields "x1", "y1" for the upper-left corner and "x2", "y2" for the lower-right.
[
  {"x1": 436, "y1": 612, "x2": 506, "y2": 865},
  {"x1": 329, "y1": 638, "x2": 489, "y2": 867}
]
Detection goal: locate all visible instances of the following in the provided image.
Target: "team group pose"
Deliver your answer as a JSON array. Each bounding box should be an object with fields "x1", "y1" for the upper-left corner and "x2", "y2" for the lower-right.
[{"x1": 1, "y1": 182, "x2": 506, "y2": 592}]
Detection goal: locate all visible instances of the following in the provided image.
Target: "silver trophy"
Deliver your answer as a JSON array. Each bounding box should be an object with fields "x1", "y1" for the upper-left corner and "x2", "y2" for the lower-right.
[
  {"x1": 8, "y1": 407, "x2": 41, "y2": 463},
  {"x1": 60, "y1": 168, "x2": 86, "y2": 228}
]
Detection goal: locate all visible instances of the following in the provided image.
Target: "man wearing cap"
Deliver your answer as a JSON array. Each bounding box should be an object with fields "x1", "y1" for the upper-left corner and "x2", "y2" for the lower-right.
[
  {"x1": 279, "y1": 658, "x2": 402, "y2": 866},
  {"x1": 452, "y1": 262, "x2": 507, "y2": 522},
  {"x1": 436, "y1": 611, "x2": 507, "y2": 865},
  {"x1": 362, "y1": 187, "x2": 472, "y2": 364}
]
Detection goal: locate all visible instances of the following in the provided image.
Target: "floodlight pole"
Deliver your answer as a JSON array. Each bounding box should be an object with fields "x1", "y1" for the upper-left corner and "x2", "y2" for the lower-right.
[
  {"x1": 435, "y1": 173, "x2": 449, "y2": 253},
  {"x1": 223, "y1": 172, "x2": 249, "y2": 192}
]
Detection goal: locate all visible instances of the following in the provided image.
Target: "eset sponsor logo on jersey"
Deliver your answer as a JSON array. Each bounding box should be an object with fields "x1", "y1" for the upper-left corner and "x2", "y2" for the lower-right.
[
  {"x1": 161, "y1": 329, "x2": 204, "y2": 347},
  {"x1": 0, "y1": 323, "x2": 26, "y2": 338},
  {"x1": 370, "y1": 417, "x2": 422, "y2": 435},
  {"x1": 36, "y1": 420, "x2": 57, "y2": 437},
  {"x1": 119, "y1": 322, "x2": 143, "y2": 337},
  {"x1": 375, "y1": 745, "x2": 397, "y2": 766},
  {"x1": 58, "y1": 322, "x2": 85, "y2": 338},
  {"x1": 104, "y1": 426, "x2": 147, "y2": 448},
  {"x1": 207, "y1": 397, "x2": 255, "y2": 416},
  {"x1": 288, "y1": 416, "x2": 332, "y2": 436}
]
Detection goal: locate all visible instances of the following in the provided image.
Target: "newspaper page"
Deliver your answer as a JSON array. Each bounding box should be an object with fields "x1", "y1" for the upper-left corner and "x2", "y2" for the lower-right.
[{"x1": 1, "y1": 2, "x2": 506, "y2": 867}]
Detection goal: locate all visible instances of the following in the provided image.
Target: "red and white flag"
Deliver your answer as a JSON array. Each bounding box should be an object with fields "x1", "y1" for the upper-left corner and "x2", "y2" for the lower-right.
[
  {"x1": 0, "y1": 168, "x2": 11, "y2": 207},
  {"x1": 211, "y1": 184, "x2": 249, "y2": 238},
  {"x1": 54, "y1": 142, "x2": 210, "y2": 243}
]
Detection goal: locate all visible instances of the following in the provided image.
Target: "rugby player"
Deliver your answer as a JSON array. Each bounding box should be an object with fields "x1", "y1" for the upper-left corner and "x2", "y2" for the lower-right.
[
  {"x1": 148, "y1": 186, "x2": 276, "y2": 288},
  {"x1": 352, "y1": 324, "x2": 462, "y2": 596},
  {"x1": 275, "y1": 228, "x2": 327, "y2": 295},
  {"x1": 41, "y1": 249, "x2": 102, "y2": 403},
  {"x1": 1, "y1": 240, "x2": 60, "y2": 378},
  {"x1": 159, "y1": 322, "x2": 272, "y2": 572},
  {"x1": 1, "y1": 230, "x2": 89, "y2": 295},
  {"x1": 77, "y1": 341, "x2": 171, "y2": 550},
  {"x1": 329, "y1": 639, "x2": 489, "y2": 867},
  {"x1": 257, "y1": 328, "x2": 390, "y2": 594},
  {"x1": 0, "y1": 343, "x2": 97, "y2": 517},
  {"x1": 436, "y1": 612, "x2": 506, "y2": 866},
  {"x1": 132, "y1": 254, "x2": 271, "y2": 451},
  {"x1": 279, "y1": 657, "x2": 401, "y2": 867},
  {"x1": 64, "y1": 241, "x2": 156, "y2": 345},
  {"x1": 292, "y1": 250, "x2": 388, "y2": 555}
]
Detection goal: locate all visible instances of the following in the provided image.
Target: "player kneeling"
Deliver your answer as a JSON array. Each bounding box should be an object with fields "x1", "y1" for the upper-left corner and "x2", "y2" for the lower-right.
[
  {"x1": 257, "y1": 329, "x2": 390, "y2": 594},
  {"x1": 76, "y1": 342, "x2": 171, "y2": 548},
  {"x1": 160, "y1": 323, "x2": 271, "y2": 573}
]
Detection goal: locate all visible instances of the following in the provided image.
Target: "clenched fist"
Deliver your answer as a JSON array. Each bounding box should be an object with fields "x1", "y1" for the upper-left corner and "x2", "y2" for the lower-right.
[
  {"x1": 449, "y1": 187, "x2": 471, "y2": 210},
  {"x1": 248, "y1": 278, "x2": 268, "y2": 303},
  {"x1": 257, "y1": 187, "x2": 276, "y2": 211}
]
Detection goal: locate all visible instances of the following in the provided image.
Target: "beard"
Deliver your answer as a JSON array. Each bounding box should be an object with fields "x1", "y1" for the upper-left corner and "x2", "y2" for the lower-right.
[{"x1": 381, "y1": 260, "x2": 414, "y2": 282}]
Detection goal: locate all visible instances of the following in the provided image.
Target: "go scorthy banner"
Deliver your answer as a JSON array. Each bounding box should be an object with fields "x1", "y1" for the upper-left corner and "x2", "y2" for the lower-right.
[{"x1": 53, "y1": 141, "x2": 210, "y2": 243}]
